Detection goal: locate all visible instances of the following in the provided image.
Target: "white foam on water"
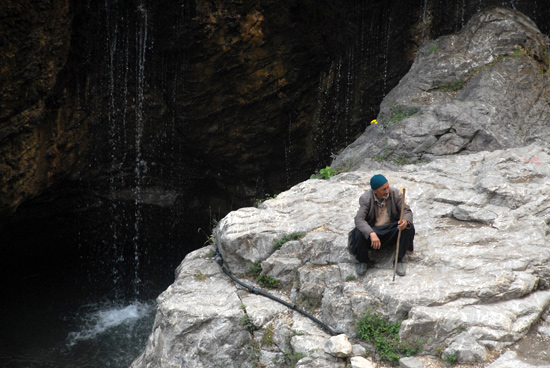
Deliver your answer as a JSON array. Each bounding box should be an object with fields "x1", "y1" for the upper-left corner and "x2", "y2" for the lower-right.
[{"x1": 66, "y1": 300, "x2": 154, "y2": 347}]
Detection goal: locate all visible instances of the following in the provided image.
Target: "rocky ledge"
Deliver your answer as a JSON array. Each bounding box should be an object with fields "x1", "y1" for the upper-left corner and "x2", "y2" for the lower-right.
[
  {"x1": 132, "y1": 143, "x2": 550, "y2": 368},
  {"x1": 131, "y1": 8, "x2": 550, "y2": 368}
]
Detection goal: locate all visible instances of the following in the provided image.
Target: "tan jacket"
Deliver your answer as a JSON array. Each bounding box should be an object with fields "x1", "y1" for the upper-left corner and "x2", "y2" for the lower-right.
[{"x1": 354, "y1": 187, "x2": 413, "y2": 238}]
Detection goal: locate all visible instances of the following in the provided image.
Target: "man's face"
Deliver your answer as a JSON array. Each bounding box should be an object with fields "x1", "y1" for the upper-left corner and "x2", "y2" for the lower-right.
[{"x1": 374, "y1": 182, "x2": 390, "y2": 200}]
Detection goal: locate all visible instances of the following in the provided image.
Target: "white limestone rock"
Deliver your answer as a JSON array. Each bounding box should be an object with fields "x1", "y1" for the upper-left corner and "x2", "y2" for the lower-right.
[
  {"x1": 324, "y1": 334, "x2": 352, "y2": 358},
  {"x1": 350, "y1": 356, "x2": 377, "y2": 368},
  {"x1": 486, "y1": 351, "x2": 550, "y2": 368},
  {"x1": 400, "y1": 356, "x2": 424, "y2": 368}
]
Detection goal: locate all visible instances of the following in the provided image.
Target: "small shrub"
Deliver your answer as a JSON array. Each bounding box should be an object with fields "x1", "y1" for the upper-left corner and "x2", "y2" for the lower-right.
[
  {"x1": 357, "y1": 308, "x2": 423, "y2": 365},
  {"x1": 311, "y1": 166, "x2": 337, "y2": 179},
  {"x1": 261, "y1": 323, "x2": 275, "y2": 347},
  {"x1": 282, "y1": 349, "x2": 306, "y2": 368},
  {"x1": 244, "y1": 340, "x2": 261, "y2": 366},
  {"x1": 257, "y1": 275, "x2": 281, "y2": 289},
  {"x1": 443, "y1": 354, "x2": 458, "y2": 365},
  {"x1": 240, "y1": 312, "x2": 256, "y2": 333},
  {"x1": 273, "y1": 232, "x2": 304, "y2": 251},
  {"x1": 345, "y1": 275, "x2": 357, "y2": 281},
  {"x1": 248, "y1": 262, "x2": 262, "y2": 277}
]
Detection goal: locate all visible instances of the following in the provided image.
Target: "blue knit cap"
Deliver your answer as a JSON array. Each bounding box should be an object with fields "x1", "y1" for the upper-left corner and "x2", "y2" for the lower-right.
[{"x1": 370, "y1": 174, "x2": 388, "y2": 190}]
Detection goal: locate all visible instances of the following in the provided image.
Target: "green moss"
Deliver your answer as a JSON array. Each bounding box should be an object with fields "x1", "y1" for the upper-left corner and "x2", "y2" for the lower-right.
[
  {"x1": 434, "y1": 80, "x2": 464, "y2": 92},
  {"x1": 378, "y1": 104, "x2": 419, "y2": 126}
]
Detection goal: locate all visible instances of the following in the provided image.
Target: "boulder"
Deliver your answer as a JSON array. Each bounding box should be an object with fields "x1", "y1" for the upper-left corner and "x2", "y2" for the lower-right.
[
  {"x1": 324, "y1": 334, "x2": 352, "y2": 358},
  {"x1": 333, "y1": 8, "x2": 550, "y2": 169}
]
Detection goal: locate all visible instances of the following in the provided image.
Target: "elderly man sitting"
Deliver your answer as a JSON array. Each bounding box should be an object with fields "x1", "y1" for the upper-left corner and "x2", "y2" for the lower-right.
[{"x1": 349, "y1": 174, "x2": 415, "y2": 276}]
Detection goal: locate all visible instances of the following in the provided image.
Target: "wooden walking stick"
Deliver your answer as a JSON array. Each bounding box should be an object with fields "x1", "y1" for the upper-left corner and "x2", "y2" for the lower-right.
[{"x1": 393, "y1": 187, "x2": 406, "y2": 281}]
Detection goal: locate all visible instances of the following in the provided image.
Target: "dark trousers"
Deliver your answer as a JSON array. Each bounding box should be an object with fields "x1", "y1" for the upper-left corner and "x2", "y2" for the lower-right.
[{"x1": 351, "y1": 222, "x2": 415, "y2": 264}]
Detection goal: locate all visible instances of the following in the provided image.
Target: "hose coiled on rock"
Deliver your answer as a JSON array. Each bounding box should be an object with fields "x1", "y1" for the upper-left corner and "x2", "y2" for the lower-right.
[{"x1": 215, "y1": 248, "x2": 338, "y2": 336}]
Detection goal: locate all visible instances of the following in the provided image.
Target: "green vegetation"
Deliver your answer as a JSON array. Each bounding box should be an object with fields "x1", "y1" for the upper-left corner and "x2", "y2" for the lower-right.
[
  {"x1": 255, "y1": 193, "x2": 278, "y2": 207},
  {"x1": 426, "y1": 43, "x2": 439, "y2": 55},
  {"x1": 357, "y1": 308, "x2": 423, "y2": 366},
  {"x1": 247, "y1": 261, "x2": 262, "y2": 277},
  {"x1": 257, "y1": 274, "x2": 281, "y2": 289},
  {"x1": 378, "y1": 104, "x2": 419, "y2": 126},
  {"x1": 243, "y1": 340, "x2": 261, "y2": 367},
  {"x1": 240, "y1": 312, "x2": 256, "y2": 333},
  {"x1": 443, "y1": 354, "x2": 458, "y2": 365},
  {"x1": 261, "y1": 323, "x2": 275, "y2": 347},
  {"x1": 434, "y1": 80, "x2": 464, "y2": 92},
  {"x1": 273, "y1": 232, "x2": 304, "y2": 251},
  {"x1": 539, "y1": 47, "x2": 550, "y2": 75},
  {"x1": 345, "y1": 275, "x2": 357, "y2": 281},
  {"x1": 311, "y1": 161, "x2": 354, "y2": 180},
  {"x1": 310, "y1": 166, "x2": 337, "y2": 179},
  {"x1": 197, "y1": 228, "x2": 216, "y2": 246},
  {"x1": 282, "y1": 350, "x2": 306, "y2": 368},
  {"x1": 272, "y1": 350, "x2": 306, "y2": 368},
  {"x1": 193, "y1": 271, "x2": 209, "y2": 282}
]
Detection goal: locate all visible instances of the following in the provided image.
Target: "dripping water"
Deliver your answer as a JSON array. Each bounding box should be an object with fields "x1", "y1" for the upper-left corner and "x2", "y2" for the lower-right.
[
  {"x1": 382, "y1": 12, "x2": 392, "y2": 97},
  {"x1": 421, "y1": 0, "x2": 429, "y2": 41},
  {"x1": 132, "y1": 0, "x2": 149, "y2": 297}
]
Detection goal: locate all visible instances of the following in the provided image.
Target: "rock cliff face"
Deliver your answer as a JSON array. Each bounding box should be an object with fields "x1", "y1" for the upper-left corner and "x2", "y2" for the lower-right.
[
  {"x1": 0, "y1": 0, "x2": 416, "y2": 219},
  {"x1": 131, "y1": 8, "x2": 550, "y2": 368},
  {"x1": 2, "y1": 0, "x2": 549, "y2": 266},
  {"x1": 333, "y1": 7, "x2": 550, "y2": 169},
  {"x1": 0, "y1": 0, "x2": 77, "y2": 216}
]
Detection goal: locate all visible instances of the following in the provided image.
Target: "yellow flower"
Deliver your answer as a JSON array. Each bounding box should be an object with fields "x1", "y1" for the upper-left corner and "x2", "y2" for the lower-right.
[{"x1": 370, "y1": 119, "x2": 378, "y2": 125}]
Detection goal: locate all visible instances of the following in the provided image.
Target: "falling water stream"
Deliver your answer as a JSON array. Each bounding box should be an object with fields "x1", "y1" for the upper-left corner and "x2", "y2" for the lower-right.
[{"x1": 0, "y1": 2, "x2": 159, "y2": 367}]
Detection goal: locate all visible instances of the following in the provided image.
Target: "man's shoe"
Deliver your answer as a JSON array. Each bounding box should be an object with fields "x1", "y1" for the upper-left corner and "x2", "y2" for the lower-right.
[
  {"x1": 356, "y1": 262, "x2": 367, "y2": 275},
  {"x1": 396, "y1": 262, "x2": 406, "y2": 276}
]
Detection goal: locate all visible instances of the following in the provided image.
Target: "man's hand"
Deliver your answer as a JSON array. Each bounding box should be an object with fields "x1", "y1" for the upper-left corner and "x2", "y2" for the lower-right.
[
  {"x1": 369, "y1": 232, "x2": 381, "y2": 249},
  {"x1": 398, "y1": 219, "x2": 408, "y2": 231}
]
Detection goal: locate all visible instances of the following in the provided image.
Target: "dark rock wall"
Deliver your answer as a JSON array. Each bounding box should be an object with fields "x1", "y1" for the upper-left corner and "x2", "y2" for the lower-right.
[
  {"x1": 1, "y1": 0, "x2": 549, "y2": 290},
  {"x1": 0, "y1": 0, "x2": 77, "y2": 216}
]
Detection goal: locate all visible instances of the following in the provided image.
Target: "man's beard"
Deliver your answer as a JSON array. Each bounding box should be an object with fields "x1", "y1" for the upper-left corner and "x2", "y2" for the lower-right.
[{"x1": 376, "y1": 193, "x2": 389, "y2": 207}]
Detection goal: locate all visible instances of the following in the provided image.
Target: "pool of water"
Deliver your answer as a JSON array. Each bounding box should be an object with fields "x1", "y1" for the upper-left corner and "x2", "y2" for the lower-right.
[
  {"x1": 0, "y1": 194, "x2": 203, "y2": 368},
  {"x1": 0, "y1": 260, "x2": 158, "y2": 368}
]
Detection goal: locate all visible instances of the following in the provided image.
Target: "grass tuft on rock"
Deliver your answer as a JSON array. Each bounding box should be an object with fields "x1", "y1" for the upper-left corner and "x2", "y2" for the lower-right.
[{"x1": 357, "y1": 308, "x2": 423, "y2": 366}]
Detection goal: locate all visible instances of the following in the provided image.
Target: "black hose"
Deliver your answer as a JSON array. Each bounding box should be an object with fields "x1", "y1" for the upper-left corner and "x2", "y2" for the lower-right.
[{"x1": 215, "y1": 249, "x2": 338, "y2": 336}]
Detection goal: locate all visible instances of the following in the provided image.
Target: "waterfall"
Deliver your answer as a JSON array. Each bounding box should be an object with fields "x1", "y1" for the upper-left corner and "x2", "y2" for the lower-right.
[
  {"x1": 132, "y1": 0, "x2": 149, "y2": 296},
  {"x1": 62, "y1": 0, "x2": 156, "y2": 363},
  {"x1": 99, "y1": 0, "x2": 152, "y2": 296},
  {"x1": 105, "y1": 0, "x2": 127, "y2": 294}
]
